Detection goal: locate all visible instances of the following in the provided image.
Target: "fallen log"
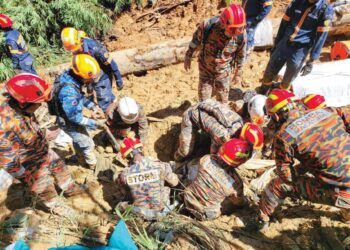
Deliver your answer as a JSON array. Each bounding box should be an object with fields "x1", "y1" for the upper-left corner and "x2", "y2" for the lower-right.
[{"x1": 41, "y1": 15, "x2": 350, "y2": 78}]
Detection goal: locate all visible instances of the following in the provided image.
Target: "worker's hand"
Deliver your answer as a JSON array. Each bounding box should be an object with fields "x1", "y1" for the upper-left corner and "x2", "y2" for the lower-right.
[
  {"x1": 92, "y1": 106, "x2": 105, "y2": 119},
  {"x1": 232, "y1": 74, "x2": 243, "y2": 87},
  {"x1": 300, "y1": 61, "x2": 313, "y2": 76},
  {"x1": 95, "y1": 119, "x2": 107, "y2": 129}
]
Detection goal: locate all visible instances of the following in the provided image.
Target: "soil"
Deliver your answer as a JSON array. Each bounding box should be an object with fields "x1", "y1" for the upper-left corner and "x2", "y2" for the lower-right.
[{"x1": 1, "y1": 0, "x2": 349, "y2": 249}]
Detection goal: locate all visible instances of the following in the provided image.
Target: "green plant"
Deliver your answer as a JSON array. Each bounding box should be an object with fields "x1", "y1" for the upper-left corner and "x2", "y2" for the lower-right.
[{"x1": 99, "y1": 0, "x2": 143, "y2": 14}]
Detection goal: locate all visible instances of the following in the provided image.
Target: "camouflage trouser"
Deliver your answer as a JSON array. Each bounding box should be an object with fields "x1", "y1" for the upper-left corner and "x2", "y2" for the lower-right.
[
  {"x1": 24, "y1": 149, "x2": 77, "y2": 203},
  {"x1": 199, "y1": 71, "x2": 230, "y2": 104},
  {"x1": 259, "y1": 175, "x2": 350, "y2": 218},
  {"x1": 174, "y1": 112, "x2": 220, "y2": 161}
]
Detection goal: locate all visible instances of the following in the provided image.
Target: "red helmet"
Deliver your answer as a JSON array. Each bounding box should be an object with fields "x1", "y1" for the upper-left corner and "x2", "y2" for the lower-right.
[
  {"x1": 5, "y1": 73, "x2": 52, "y2": 104},
  {"x1": 218, "y1": 138, "x2": 251, "y2": 167},
  {"x1": 302, "y1": 94, "x2": 326, "y2": 109},
  {"x1": 0, "y1": 14, "x2": 13, "y2": 29},
  {"x1": 239, "y1": 122, "x2": 264, "y2": 150},
  {"x1": 120, "y1": 137, "x2": 143, "y2": 159},
  {"x1": 220, "y1": 4, "x2": 246, "y2": 28},
  {"x1": 266, "y1": 89, "x2": 297, "y2": 115}
]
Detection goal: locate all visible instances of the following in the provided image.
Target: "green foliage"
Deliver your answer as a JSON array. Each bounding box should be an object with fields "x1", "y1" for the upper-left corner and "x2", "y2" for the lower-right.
[
  {"x1": 99, "y1": 0, "x2": 143, "y2": 14},
  {"x1": 0, "y1": 0, "x2": 114, "y2": 81}
]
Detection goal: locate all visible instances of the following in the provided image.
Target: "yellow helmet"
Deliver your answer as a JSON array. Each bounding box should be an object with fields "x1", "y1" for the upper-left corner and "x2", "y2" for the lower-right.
[
  {"x1": 72, "y1": 54, "x2": 100, "y2": 80},
  {"x1": 77, "y1": 30, "x2": 87, "y2": 39},
  {"x1": 61, "y1": 27, "x2": 81, "y2": 52}
]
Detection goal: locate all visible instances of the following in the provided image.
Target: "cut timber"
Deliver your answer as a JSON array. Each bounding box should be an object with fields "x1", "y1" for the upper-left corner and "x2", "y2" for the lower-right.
[
  {"x1": 42, "y1": 38, "x2": 191, "y2": 78},
  {"x1": 42, "y1": 15, "x2": 350, "y2": 77}
]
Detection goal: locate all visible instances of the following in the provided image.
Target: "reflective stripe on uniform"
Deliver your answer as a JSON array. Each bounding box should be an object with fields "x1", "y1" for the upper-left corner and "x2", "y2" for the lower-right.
[
  {"x1": 317, "y1": 26, "x2": 330, "y2": 32},
  {"x1": 9, "y1": 166, "x2": 26, "y2": 178},
  {"x1": 290, "y1": 7, "x2": 312, "y2": 41},
  {"x1": 282, "y1": 14, "x2": 290, "y2": 21},
  {"x1": 263, "y1": 1, "x2": 272, "y2": 7}
]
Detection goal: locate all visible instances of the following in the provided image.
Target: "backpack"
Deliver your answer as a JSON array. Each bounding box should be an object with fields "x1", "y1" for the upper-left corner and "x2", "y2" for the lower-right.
[{"x1": 47, "y1": 76, "x2": 79, "y2": 118}]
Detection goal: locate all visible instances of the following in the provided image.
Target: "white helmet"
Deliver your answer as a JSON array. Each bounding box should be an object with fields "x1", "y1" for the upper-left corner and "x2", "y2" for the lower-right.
[
  {"x1": 118, "y1": 97, "x2": 139, "y2": 124},
  {"x1": 248, "y1": 94, "x2": 267, "y2": 125}
]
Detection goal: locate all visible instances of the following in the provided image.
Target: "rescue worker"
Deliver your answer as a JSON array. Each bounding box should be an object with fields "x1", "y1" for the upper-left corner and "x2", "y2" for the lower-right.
[
  {"x1": 53, "y1": 54, "x2": 106, "y2": 169},
  {"x1": 256, "y1": 89, "x2": 350, "y2": 229},
  {"x1": 106, "y1": 96, "x2": 148, "y2": 147},
  {"x1": 183, "y1": 137, "x2": 259, "y2": 220},
  {"x1": 0, "y1": 14, "x2": 37, "y2": 74},
  {"x1": 174, "y1": 99, "x2": 244, "y2": 162},
  {"x1": 0, "y1": 73, "x2": 84, "y2": 217},
  {"x1": 117, "y1": 137, "x2": 179, "y2": 220},
  {"x1": 242, "y1": 0, "x2": 273, "y2": 56},
  {"x1": 61, "y1": 27, "x2": 123, "y2": 112},
  {"x1": 184, "y1": 4, "x2": 247, "y2": 103},
  {"x1": 259, "y1": 0, "x2": 334, "y2": 94}
]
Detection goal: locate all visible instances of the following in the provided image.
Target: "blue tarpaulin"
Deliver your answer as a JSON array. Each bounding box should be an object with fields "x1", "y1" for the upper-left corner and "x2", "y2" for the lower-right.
[{"x1": 48, "y1": 220, "x2": 138, "y2": 250}]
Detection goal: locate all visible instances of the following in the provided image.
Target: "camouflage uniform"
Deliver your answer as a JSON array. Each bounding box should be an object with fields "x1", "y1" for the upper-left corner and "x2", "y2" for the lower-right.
[
  {"x1": 259, "y1": 107, "x2": 350, "y2": 219},
  {"x1": 175, "y1": 99, "x2": 243, "y2": 161},
  {"x1": 0, "y1": 99, "x2": 79, "y2": 205},
  {"x1": 183, "y1": 155, "x2": 244, "y2": 219},
  {"x1": 106, "y1": 101, "x2": 148, "y2": 145},
  {"x1": 119, "y1": 156, "x2": 179, "y2": 220},
  {"x1": 187, "y1": 17, "x2": 246, "y2": 103}
]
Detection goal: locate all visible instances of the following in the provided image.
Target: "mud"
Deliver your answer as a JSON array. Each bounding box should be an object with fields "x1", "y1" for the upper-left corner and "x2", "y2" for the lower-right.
[{"x1": 0, "y1": 0, "x2": 349, "y2": 249}]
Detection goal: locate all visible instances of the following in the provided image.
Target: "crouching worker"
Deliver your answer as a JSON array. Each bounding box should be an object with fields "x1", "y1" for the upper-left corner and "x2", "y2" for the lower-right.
[
  {"x1": 183, "y1": 134, "x2": 263, "y2": 220},
  {"x1": 116, "y1": 137, "x2": 179, "y2": 220},
  {"x1": 105, "y1": 96, "x2": 149, "y2": 147},
  {"x1": 0, "y1": 74, "x2": 84, "y2": 217},
  {"x1": 257, "y1": 89, "x2": 350, "y2": 230},
  {"x1": 52, "y1": 54, "x2": 106, "y2": 169}
]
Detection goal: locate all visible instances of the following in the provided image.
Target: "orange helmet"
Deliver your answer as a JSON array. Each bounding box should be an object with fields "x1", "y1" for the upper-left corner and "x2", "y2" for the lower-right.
[
  {"x1": 220, "y1": 4, "x2": 246, "y2": 28},
  {"x1": 302, "y1": 94, "x2": 326, "y2": 110},
  {"x1": 218, "y1": 138, "x2": 251, "y2": 167},
  {"x1": 239, "y1": 122, "x2": 264, "y2": 150},
  {"x1": 120, "y1": 137, "x2": 143, "y2": 159},
  {"x1": 5, "y1": 73, "x2": 52, "y2": 104},
  {"x1": 0, "y1": 14, "x2": 13, "y2": 29},
  {"x1": 61, "y1": 27, "x2": 82, "y2": 52},
  {"x1": 72, "y1": 54, "x2": 100, "y2": 80},
  {"x1": 266, "y1": 89, "x2": 298, "y2": 115}
]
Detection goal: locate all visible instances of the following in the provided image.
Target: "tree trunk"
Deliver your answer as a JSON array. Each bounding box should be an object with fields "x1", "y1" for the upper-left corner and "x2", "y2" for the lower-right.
[{"x1": 42, "y1": 15, "x2": 350, "y2": 77}]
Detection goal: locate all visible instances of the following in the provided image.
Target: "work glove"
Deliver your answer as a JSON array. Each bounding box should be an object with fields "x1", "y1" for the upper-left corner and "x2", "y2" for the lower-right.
[
  {"x1": 300, "y1": 61, "x2": 313, "y2": 76},
  {"x1": 117, "y1": 83, "x2": 123, "y2": 91}
]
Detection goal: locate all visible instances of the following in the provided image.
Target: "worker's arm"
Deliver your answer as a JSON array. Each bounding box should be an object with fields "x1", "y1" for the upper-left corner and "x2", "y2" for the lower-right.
[
  {"x1": 94, "y1": 44, "x2": 123, "y2": 90},
  {"x1": 274, "y1": 136, "x2": 295, "y2": 183},
  {"x1": 163, "y1": 162, "x2": 179, "y2": 187},
  {"x1": 309, "y1": 5, "x2": 334, "y2": 61},
  {"x1": 274, "y1": 0, "x2": 297, "y2": 46},
  {"x1": 58, "y1": 85, "x2": 97, "y2": 129},
  {"x1": 137, "y1": 104, "x2": 149, "y2": 144},
  {"x1": 254, "y1": 0, "x2": 273, "y2": 24}
]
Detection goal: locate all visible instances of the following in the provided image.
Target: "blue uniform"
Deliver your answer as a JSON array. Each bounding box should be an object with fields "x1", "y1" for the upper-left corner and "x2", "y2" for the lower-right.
[
  {"x1": 242, "y1": 0, "x2": 273, "y2": 50},
  {"x1": 81, "y1": 38, "x2": 123, "y2": 112},
  {"x1": 55, "y1": 70, "x2": 98, "y2": 166},
  {"x1": 262, "y1": 0, "x2": 333, "y2": 89},
  {"x1": 4, "y1": 29, "x2": 37, "y2": 74}
]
